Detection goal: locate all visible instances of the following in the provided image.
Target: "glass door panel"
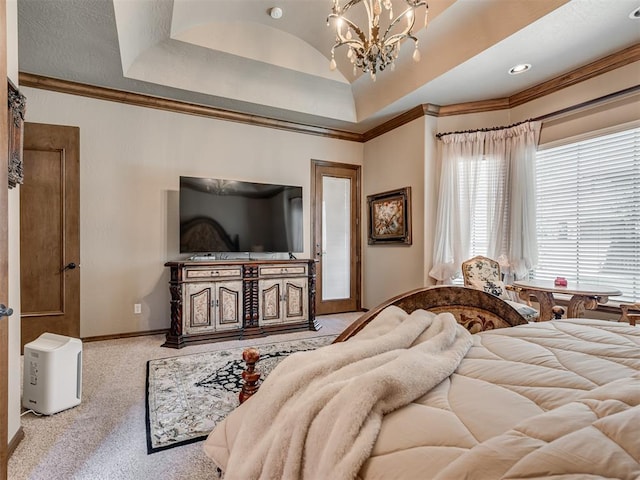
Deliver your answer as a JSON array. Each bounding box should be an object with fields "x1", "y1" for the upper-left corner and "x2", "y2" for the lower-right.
[{"x1": 322, "y1": 177, "x2": 351, "y2": 300}]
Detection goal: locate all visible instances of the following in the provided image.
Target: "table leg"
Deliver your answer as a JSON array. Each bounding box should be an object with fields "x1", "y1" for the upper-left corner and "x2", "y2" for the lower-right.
[
  {"x1": 518, "y1": 289, "x2": 555, "y2": 321},
  {"x1": 567, "y1": 295, "x2": 607, "y2": 318}
]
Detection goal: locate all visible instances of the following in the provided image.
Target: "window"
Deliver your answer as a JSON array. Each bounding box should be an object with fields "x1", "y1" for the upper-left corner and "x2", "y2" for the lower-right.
[
  {"x1": 462, "y1": 157, "x2": 508, "y2": 259},
  {"x1": 452, "y1": 156, "x2": 507, "y2": 284},
  {"x1": 533, "y1": 126, "x2": 640, "y2": 302}
]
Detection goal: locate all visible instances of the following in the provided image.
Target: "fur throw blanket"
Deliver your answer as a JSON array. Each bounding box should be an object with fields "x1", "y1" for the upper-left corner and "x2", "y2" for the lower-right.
[{"x1": 220, "y1": 306, "x2": 473, "y2": 480}]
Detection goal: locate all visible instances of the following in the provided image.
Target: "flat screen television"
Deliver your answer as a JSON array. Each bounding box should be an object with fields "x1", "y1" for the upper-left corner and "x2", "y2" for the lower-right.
[{"x1": 179, "y1": 176, "x2": 303, "y2": 254}]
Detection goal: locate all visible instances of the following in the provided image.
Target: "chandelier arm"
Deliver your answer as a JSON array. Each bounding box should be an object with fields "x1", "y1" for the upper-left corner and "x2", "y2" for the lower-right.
[
  {"x1": 328, "y1": 13, "x2": 368, "y2": 45},
  {"x1": 336, "y1": 0, "x2": 365, "y2": 14},
  {"x1": 384, "y1": 32, "x2": 418, "y2": 48},
  {"x1": 331, "y1": 39, "x2": 367, "y2": 56},
  {"x1": 381, "y1": 6, "x2": 417, "y2": 41}
]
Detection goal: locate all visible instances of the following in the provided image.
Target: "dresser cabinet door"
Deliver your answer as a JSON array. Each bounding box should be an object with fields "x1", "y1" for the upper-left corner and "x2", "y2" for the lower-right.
[
  {"x1": 258, "y1": 277, "x2": 308, "y2": 325},
  {"x1": 258, "y1": 279, "x2": 282, "y2": 325},
  {"x1": 214, "y1": 281, "x2": 243, "y2": 331},
  {"x1": 283, "y1": 278, "x2": 308, "y2": 323},
  {"x1": 184, "y1": 283, "x2": 215, "y2": 334}
]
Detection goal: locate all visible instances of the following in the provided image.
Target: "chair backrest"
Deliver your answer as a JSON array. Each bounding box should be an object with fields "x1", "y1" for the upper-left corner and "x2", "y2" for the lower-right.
[{"x1": 461, "y1": 255, "x2": 513, "y2": 301}]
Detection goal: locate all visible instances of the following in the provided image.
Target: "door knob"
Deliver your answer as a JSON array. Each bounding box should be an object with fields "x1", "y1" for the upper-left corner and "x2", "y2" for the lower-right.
[
  {"x1": 0, "y1": 304, "x2": 14, "y2": 318},
  {"x1": 62, "y1": 262, "x2": 77, "y2": 272}
]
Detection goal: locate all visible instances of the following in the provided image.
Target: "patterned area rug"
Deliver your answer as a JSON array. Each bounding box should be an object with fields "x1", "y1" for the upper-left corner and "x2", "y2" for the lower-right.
[{"x1": 145, "y1": 335, "x2": 337, "y2": 453}]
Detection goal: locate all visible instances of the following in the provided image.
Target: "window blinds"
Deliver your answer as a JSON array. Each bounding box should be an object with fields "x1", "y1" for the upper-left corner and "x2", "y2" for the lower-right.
[{"x1": 534, "y1": 127, "x2": 640, "y2": 302}]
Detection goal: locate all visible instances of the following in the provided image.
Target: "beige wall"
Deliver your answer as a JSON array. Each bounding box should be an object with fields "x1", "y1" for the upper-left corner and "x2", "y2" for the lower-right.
[
  {"x1": 362, "y1": 117, "x2": 426, "y2": 309},
  {"x1": 7, "y1": 0, "x2": 20, "y2": 445},
  {"x1": 21, "y1": 88, "x2": 364, "y2": 338},
  {"x1": 422, "y1": 115, "x2": 439, "y2": 286},
  {"x1": 17, "y1": 59, "x2": 639, "y2": 341},
  {"x1": 361, "y1": 61, "x2": 639, "y2": 311}
]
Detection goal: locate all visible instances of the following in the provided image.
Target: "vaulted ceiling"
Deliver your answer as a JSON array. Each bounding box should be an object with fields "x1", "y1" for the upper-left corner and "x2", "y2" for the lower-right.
[{"x1": 16, "y1": 0, "x2": 640, "y2": 135}]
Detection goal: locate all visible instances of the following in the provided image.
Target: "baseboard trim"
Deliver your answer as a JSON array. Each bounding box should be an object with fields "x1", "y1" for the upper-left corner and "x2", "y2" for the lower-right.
[
  {"x1": 81, "y1": 329, "x2": 169, "y2": 343},
  {"x1": 8, "y1": 427, "x2": 24, "y2": 459}
]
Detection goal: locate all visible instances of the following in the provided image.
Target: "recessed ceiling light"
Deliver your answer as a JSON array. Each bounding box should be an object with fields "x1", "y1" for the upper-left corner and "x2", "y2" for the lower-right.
[
  {"x1": 269, "y1": 7, "x2": 283, "y2": 19},
  {"x1": 629, "y1": 6, "x2": 640, "y2": 19},
  {"x1": 509, "y1": 63, "x2": 531, "y2": 75}
]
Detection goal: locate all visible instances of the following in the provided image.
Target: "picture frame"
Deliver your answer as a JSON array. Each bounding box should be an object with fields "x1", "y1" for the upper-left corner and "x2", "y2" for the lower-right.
[
  {"x1": 367, "y1": 186, "x2": 412, "y2": 245},
  {"x1": 7, "y1": 78, "x2": 26, "y2": 189}
]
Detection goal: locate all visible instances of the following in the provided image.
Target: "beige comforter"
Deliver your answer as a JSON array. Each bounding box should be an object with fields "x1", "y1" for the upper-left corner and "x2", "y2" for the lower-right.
[
  {"x1": 208, "y1": 307, "x2": 472, "y2": 479},
  {"x1": 204, "y1": 317, "x2": 640, "y2": 479}
]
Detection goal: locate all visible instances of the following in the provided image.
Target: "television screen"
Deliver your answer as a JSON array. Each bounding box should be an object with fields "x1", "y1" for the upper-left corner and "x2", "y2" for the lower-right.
[{"x1": 179, "y1": 176, "x2": 303, "y2": 254}]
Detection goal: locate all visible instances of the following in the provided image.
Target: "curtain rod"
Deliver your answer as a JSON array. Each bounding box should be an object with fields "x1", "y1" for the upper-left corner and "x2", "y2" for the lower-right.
[
  {"x1": 435, "y1": 85, "x2": 640, "y2": 140},
  {"x1": 435, "y1": 119, "x2": 532, "y2": 138}
]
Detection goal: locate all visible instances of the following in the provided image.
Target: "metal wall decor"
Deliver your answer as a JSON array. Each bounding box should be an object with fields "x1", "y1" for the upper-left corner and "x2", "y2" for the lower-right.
[{"x1": 7, "y1": 79, "x2": 26, "y2": 189}]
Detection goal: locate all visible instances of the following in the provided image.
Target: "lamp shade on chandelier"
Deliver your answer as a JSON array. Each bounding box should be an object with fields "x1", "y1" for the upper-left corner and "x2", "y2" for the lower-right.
[{"x1": 328, "y1": 0, "x2": 428, "y2": 80}]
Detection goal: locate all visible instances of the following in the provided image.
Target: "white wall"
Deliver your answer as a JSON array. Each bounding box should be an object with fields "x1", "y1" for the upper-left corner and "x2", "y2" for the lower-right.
[
  {"x1": 21, "y1": 88, "x2": 363, "y2": 338},
  {"x1": 7, "y1": 0, "x2": 21, "y2": 446},
  {"x1": 362, "y1": 117, "x2": 426, "y2": 309}
]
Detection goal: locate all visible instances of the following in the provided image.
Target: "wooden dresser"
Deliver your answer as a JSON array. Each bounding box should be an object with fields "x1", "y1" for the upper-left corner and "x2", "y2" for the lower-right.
[{"x1": 163, "y1": 259, "x2": 319, "y2": 348}]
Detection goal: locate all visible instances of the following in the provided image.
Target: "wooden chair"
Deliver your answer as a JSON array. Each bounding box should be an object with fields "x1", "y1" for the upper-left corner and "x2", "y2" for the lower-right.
[{"x1": 620, "y1": 303, "x2": 639, "y2": 326}]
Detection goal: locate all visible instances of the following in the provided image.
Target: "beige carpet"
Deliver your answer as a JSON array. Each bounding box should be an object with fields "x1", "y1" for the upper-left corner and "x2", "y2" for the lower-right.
[{"x1": 9, "y1": 313, "x2": 361, "y2": 480}]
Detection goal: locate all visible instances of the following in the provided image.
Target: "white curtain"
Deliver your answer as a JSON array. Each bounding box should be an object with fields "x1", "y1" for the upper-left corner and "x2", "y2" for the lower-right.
[{"x1": 429, "y1": 121, "x2": 541, "y2": 283}]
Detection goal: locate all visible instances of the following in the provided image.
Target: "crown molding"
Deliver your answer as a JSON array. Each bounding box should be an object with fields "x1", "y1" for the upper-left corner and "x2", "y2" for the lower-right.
[
  {"x1": 17, "y1": 73, "x2": 365, "y2": 143},
  {"x1": 361, "y1": 104, "x2": 439, "y2": 142},
  {"x1": 432, "y1": 44, "x2": 639, "y2": 119},
  {"x1": 508, "y1": 43, "x2": 640, "y2": 108},
  {"x1": 437, "y1": 98, "x2": 511, "y2": 117},
  {"x1": 19, "y1": 44, "x2": 638, "y2": 143}
]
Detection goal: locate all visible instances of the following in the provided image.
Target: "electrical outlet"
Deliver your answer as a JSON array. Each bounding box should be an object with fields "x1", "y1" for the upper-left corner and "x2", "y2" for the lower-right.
[{"x1": 134, "y1": 303, "x2": 142, "y2": 314}]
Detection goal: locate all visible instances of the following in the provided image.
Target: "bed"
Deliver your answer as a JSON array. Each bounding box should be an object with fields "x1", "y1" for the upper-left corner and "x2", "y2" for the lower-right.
[{"x1": 203, "y1": 286, "x2": 640, "y2": 479}]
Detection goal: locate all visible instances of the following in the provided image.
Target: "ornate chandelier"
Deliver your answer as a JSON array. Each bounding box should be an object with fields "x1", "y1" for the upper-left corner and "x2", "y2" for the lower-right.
[{"x1": 328, "y1": 0, "x2": 428, "y2": 80}]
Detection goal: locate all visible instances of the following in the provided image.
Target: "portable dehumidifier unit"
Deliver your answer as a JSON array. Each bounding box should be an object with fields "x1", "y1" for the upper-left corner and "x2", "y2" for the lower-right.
[{"x1": 23, "y1": 333, "x2": 83, "y2": 415}]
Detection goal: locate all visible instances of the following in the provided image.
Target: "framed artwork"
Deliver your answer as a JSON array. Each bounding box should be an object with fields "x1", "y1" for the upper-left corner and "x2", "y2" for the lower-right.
[
  {"x1": 7, "y1": 79, "x2": 26, "y2": 189},
  {"x1": 367, "y1": 186, "x2": 412, "y2": 245}
]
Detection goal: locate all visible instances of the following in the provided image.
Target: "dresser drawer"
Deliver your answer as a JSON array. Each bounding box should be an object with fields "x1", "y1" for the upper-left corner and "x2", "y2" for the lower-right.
[
  {"x1": 259, "y1": 264, "x2": 307, "y2": 277},
  {"x1": 185, "y1": 267, "x2": 242, "y2": 280}
]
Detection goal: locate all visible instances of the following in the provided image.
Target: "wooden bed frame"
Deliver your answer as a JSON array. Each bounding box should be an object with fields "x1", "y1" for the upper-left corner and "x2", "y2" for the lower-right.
[{"x1": 238, "y1": 286, "x2": 528, "y2": 403}]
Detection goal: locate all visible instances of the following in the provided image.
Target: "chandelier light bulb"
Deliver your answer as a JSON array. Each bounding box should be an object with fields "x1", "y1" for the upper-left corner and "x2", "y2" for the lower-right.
[
  {"x1": 330, "y1": 57, "x2": 337, "y2": 71},
  {"x1": 328, "y1": 0, "x2": 429, "y2": 79}
]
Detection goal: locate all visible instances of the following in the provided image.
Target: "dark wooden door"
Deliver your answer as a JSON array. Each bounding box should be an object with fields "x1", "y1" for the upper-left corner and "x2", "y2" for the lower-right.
[
  {"x1": 21, "y1": 123, "x2": 80, "y2": 349},
  {"x1": 0, "y1": 2, "x2": 10, "y2": 476},
  {"x1": 311, "y1": 160, "x2": 361, "y2": 315}
]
